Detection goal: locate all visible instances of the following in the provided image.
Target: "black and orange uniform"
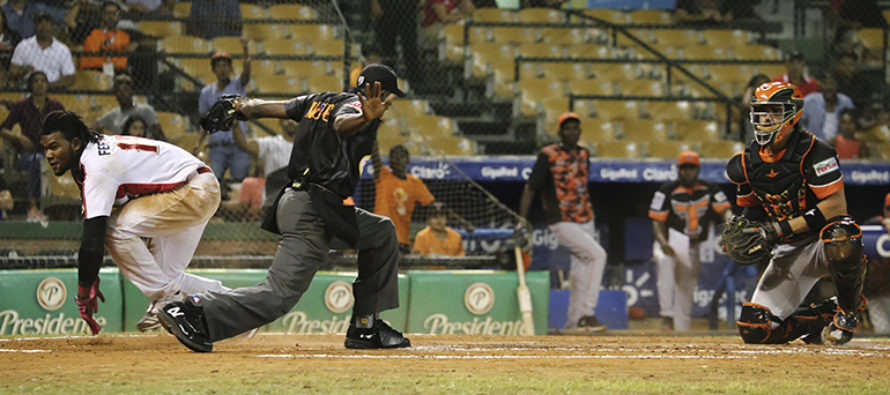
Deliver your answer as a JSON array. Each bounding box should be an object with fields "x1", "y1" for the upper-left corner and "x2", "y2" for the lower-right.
[
  {"x1": 649, "y1": 180, "x2": 730, "y2": 242},
  {"x1": 527, "y1": 143, "x2": 593, "y2": 225}
]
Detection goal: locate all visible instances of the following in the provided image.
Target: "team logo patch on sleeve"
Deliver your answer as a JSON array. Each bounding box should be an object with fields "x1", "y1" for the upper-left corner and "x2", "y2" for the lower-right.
[
  {"x1": 650, "y1": 191, "x2": 666, "y2": 210},
  {"x1": 813, "y1": 157, "x2": 839, "y2": 177}
]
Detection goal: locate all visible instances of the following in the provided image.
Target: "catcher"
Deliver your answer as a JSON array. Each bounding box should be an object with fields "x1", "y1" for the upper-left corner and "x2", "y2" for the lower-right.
[{"x1": 723, "y1": 81, "x2": 866, "y2": 345}]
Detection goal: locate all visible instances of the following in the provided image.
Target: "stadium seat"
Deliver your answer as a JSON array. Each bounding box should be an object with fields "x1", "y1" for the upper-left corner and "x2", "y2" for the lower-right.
[
  {"x1": 682, "y1": 45, "x2": 728, "y2": 60},
  {"x1": 490, "y1": 27, "x2": 537, "y2": 45},
  {"x1": 594, "y1": 141, "x2": 642, "y2": 158},
  {"x1": 159, "y1": 36, "x2": 210, "y2": 54},
  {"x1": 699, "y1": 140, "x2": 744, "y2": 158},
  {"x1": 616, "y1": 28, "x2": 652, "y2": 49},
  {"x1": 517, "y1": 43, "x2": 562, "y2": 58},
  {"x1": 629, "y1": 10, "x2": 672, "y2": 25},
  {"x1": 312, "y1": 39, "x2": 346, "y2": 57},
  {"x1": 72, "y1": 70, "x2": 113, "y2": 91},
  {"x1": 518, "y1": 8, "x2": 564, "y2": 23},
  {"x1": 619, "y1": 80, "x2": 664, "y2": 97},
  {"x1": 156, "y1": 112, "x2": 190, "y2": 139},
  {"x1": 706, "y1": 64, "x2": 753, "y2": 86},
  {"x1": 517, "y1": 79, "x2": 564, "y2": 117},
  {"x1": 253, "y1": 74, "x2": 304, "y2": 94},
  {"x1": 646, "y1": 140, "x2": 693, "y2": 159},
  {"x1": 244, "y1": 23, "x2": 287, "y2": 41},
  {"x1": 264, "y1": 39, "x2": 311, "y2": 56},
  {"x1": 279, "y1": 60, "x2": 326, "y2": 80},
  {"x1": 288, "y1": 24, "x2": 337, "y2": 42},
  {"x1": 540, "y1": 97, "x2": 570, "y2": 124},
  {"x1": 172, "y1": 132, "x2": 201, "y2": 153},
  {"x1": 470, "y1": 42, "x2": 515, "y2": 78},
  {"x1": 240, "y1": 3, "x2": 266, "y2": 19},
  {"x1": 176, "y1": 58, "x2": 214, "y2": 86},
  {"x1": 49, "y1": 171, "x2": 81, "y2": 200},
  {"x1": 305, "y1": 73, "x2": 343, "y2": 93},
  {"x1": 571, "y1": 99, "x2": 596, "y2": 118},
  {"x1": 539, "y1": 27, "x2": 588, "y2": 46},
  {"x1": 593, "y1": 100, "x2": 639, "y2": 120},
  {"x1": 583, "y1": 9, "x2": 627, "y2": 24},
  {"x1": 377, "y1": 124, "x2": 409, "y2": 154},
  {"x1": 405, "y1": 115, "x2": 458, "y2": 137},
  {"x1": 754, "y1": 64, "x2": 786, "y2": 79},
  {"x1": 473, "y1": 8, "x2": 516, "y2": 23},
  {"x1": 173, "y1": 1, "x2": 191, "y2": 18},
  {"x1": 701, "y1": 29, "x2": 750, "y2": 49},
  {"x1": 675, "y1": 120, "x2": 721, "y2": 141},
  {"x1": 55, "y1": 94, "x2": 92, "y2": 115},
  {"x1": 139, "y1": 21, "x2": 181, "y2": 38},
  {"x1": 645, "y1": 100, "x2": 693, "y2": 122},
  {"x1": 540, "y1": 63, "x2": 589, "y2": 82},
  {"x1": 579, "y1": 120, "x2": 617, "y2": 143},
  {"x1": 871, "y1": 143, "x2": 890, "y2": 160},
  {"x1": 732, "y1": 44, "x2": 781, "y2": 61},
  {"x1": 488, "y1": 61, "x2": 518, "y2": 99},
  {"x1": 654, "y1": 29, "x2": 700, "y2": 49},
  {"x1": 567, "y1": 80, "x2": 613, "y2": 96},
  {"x1": 426, "y1": 136, "x2": 476, "y2": 156},
  {"x1": 565, "y1": 44, "x2": 612, "y2": 59},
  {"x1": 268, "y1": 4, "x2": 317, "y2": 20},
  {"x1": 857, "y1": 28, "x2": 886, "y2": 52},
  {"x1": 622, "y1": 119, "x2": 669, "y2": 142},
  {"x1": 90, "y1": 95, "x2": 118, "y2": 113},
  {"x1": 211, "y1": 37, "x2": 258, "y2": 54},
  {"x1": 590, "y1": 63, "x2": 640, "y2": 81}
]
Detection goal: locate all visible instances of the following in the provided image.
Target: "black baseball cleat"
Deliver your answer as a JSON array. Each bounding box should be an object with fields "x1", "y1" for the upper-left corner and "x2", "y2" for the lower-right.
[
  {"x1": 157, "y1": 299, "x2": 213, "y2": 353},
  {"x1": 344, "y1": 319, "x2": 411, "y2": 349}
]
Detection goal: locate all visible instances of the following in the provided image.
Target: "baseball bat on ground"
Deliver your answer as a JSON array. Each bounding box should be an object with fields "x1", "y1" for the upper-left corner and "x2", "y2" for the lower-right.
[{"x1": 514, "y1": 246, "x2": 535, "y2": 336}]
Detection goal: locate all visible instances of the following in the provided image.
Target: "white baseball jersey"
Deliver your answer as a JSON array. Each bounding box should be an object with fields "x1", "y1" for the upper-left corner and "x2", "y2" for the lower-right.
[{"x1": 74, "y1": 135, "x2": 207, "y2": 219}]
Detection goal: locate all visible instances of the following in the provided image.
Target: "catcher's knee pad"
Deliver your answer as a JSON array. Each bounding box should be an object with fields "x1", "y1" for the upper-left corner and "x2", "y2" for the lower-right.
[
  {"x1": 737, "y1": 303, "x2": 781, "y2": 344},
  {"x1": 821, "y1": 216, "x2": 866, "y2": 312}
]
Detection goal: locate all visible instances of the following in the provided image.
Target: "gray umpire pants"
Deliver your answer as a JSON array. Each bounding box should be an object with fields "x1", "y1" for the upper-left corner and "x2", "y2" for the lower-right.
[{"x1": 195, "y1": 188, "x2": 401, "y2": 342}]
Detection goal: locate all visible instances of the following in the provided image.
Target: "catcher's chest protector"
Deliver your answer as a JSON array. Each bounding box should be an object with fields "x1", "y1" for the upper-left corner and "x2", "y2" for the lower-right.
[{"x1": 743, "y1": 132, "x2": 815, "y2": 221}]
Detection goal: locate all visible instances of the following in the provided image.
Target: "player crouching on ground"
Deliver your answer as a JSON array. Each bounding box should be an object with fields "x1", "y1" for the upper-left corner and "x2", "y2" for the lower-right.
[
  {"x1": 723, "y1": 82, "x2": 866, "y2": 345},
  {"x1": 39, "y1": 110, "x2": 229, "y2": 335}
]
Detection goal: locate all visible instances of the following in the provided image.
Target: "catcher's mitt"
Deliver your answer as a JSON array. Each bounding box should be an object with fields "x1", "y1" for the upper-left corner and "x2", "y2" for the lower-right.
[
  {"x1": 199, "y1": 94, "x2": 246, "y2": 133},
  {"x1": 721, "y1": 215, "x2": 775, "y2": 266}
]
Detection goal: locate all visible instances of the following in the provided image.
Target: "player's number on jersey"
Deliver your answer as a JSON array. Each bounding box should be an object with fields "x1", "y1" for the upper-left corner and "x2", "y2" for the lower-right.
[{"x1": 115, "y1": 136, "x2": 159, "y2": 154}]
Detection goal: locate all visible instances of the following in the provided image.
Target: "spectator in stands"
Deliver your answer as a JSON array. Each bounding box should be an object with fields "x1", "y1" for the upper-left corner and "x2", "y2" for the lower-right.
[
  {"x1": 1, "y1": 0, "x2": 80, "y2": 45},
  {"x1": 187, "y1": 0, "x2": 241, "y2": 40},
  {"x1": 772, "y1": 51, "x2": 819, "y2": 97},
  {"x1": 834, "y1": 51, "x2": 874, "y2": 118},
  {"x1": 828, "y1": 109, "x2": 867, "y2": 159},
  {"x1": 230, "y1": 117, "x2": 297, "y2": 211},
  {"x1": 94, "y1": 74, "x2": 165, "y2": 140},
  {"x1": 413, "y1": 202, "x2": 465, "y2": 257},
  {"x1": 7, "y1": 12, "x2": 75, "y2": 91},
  {"x1": 518, "y1": 112, "x2": 607, "y2": 332},
  {"x1": 120, "y1": 115, "x2": 148, "y2": 137},
  {"x1": 674, "y1": 0, "x2": 733, "y2": 25},
  {"x1": 371, "y1": 0, "x2": 421, "y2": 82},
  {"x1": 420, "y1": 0, "x2": 475, "y2": 48},
  {"x1": 350, "y1": 44, "x2": 382, "y2": 88},
  {"x1": 196, "y1": 48, "x2": 252, "y2": 185},
  {"x1": 738, "y1": 73, "x2": 770, "y2": 142},
  {"x1": 371, "y1": 143, "x2": 436, "y2": 254},
  {"x1": 0, "y1": 71, "x2": 64, "y2": 223},
  {"x1": 125, "y1": 0, "x2": 175, "y2": 15},
  {"x1": 80, "y1": 1, "x2": 136, "y2": 72},
  {"x1": 827, "y1": 0, "x2": 887, "y2": 58},
  {"x1": 800, "y1": 72, "x2": 854, "y2": 141}
]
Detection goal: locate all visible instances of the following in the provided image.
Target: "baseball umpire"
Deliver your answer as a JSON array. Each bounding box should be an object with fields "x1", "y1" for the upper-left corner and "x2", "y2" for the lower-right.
[
  {"x1": 158, "y1": 64, "x2": 409, "y2": 352},
  {"x1": 722, "y1": 81, "x2": 866, "y2": 345}
]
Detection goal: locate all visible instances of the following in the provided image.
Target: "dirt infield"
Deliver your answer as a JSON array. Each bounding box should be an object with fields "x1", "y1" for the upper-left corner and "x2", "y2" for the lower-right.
[{"x1": 3, "y1": 333, "x2": 890, "y2": 393}]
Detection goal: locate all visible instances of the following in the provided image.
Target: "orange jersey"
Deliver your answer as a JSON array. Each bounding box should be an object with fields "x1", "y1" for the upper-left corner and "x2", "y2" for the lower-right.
[
  {"x1": 373, "y1": 166, "x2": 435, "y2": 244},
  {"x1": 527, "y1": 144, "x2": 593, "y2": 224},
  {"x1": 413, "y1": 226, "x2": 465, "y2": 257},
  {"x1": 80, "y1": 29, "x2": 130, "y2": 70}
]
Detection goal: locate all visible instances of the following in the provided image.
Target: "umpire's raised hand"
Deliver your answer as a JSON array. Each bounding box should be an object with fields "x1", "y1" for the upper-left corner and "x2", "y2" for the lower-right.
[{"x1": 358, "y1": 81, "x2": 395, "y2": 122}]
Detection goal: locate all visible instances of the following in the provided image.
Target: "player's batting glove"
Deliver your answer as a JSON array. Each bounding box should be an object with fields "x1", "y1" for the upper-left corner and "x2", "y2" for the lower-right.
[
  {"x1": 75, "y1": 278, "x2": 105, "y2": 335},
  {"x1": 199, "y1": 94, "x2": 247, "y2": 134}
]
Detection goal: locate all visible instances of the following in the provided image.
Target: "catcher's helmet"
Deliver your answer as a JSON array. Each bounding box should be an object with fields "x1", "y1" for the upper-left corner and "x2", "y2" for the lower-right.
[{"x1": 749, "y1": 81, "x2": 804, "y2": 146}]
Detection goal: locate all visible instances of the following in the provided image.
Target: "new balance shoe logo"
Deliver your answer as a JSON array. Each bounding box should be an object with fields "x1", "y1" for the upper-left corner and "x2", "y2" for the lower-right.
[{"x1": 166, "y1": 306, "x2": 185, "y2": 318}]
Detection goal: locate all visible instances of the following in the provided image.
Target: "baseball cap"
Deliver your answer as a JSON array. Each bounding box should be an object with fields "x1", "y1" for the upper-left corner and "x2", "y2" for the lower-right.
[
  {"x1": 113, "y1": 74, "x2": 134, "y2": 88},
  {"x1": 357, "y1": 64, "x2": 405, "y2": 97},
  {"x1": 678, "y1": 150, "x2": 700, "y2": 167},
  {"x1": 557, "y1": 112, "x2": 580, "y2": 128}
]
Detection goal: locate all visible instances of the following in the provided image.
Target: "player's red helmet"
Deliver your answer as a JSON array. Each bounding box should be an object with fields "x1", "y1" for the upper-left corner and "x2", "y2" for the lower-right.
[{"x1": 749, "y1": 81, "x2": 804, "y2": 146}]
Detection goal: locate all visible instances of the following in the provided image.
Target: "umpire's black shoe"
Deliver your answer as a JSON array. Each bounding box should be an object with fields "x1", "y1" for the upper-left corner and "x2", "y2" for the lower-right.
[
  {"x1": 344, "y1": 320, "x2": 411, "y2": 349},
  {"x1": 158, "y1": 299, "x2": 213, "y2": 353}
]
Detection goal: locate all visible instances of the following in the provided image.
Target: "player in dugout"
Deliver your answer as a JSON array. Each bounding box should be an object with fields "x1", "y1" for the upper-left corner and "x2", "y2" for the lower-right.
[{"x1": 413, "y1": 202, "x2": 465, "y2": 257}]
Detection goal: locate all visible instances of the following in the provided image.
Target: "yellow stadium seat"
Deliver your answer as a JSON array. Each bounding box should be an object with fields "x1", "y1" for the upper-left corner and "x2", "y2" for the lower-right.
[
  {"x1": 244, "y1": 23, "x2": 287, "y2": 41},
  {"x1": 540, "y1": 63, "x2": 589, "y2": 82},
  {"x1": 871, "y1": 143, "x2": 890, "y2": 160},
  {"x1": 156, "y1": 112, "x2": 190, "y2": 139},
  {"x1": 593, "y1": 100, "x2": 639, "y2": 120},
  {"x1": 377, "y1": 126, "x2": 409, "y2": 154},
  {"x1": 305, "y1": 73, "x2": 344, "y2": 93},
  {"x1": 579, "y1": 120, "x2": 617, "y2": 143},
  {"x1": 857, "y1": 28, "x2": 886, "y2": 51},
  {"x1": 594, "y1": 141, "x2": 642, "y2": 158},
  {"x1": 405, "y1": 115, "x2": 458, "y2": 137},
  {"x1": 426, "y1": 136, "x2": 476, "y2": 156},
  {"x1": 159, "y1": 36, "x2": 210, "y2": 54},
  {"x1": 473, "y1": 8, "x2": 516, "y2": 22},
  {"x1": 619, "y1": 80, "x2": 664, "y2": 97},
  {"x1": 250, "y1": 59, "x2": 279, "y2": 78},
  {"x1": 172, "y1": 132, "x2": 202, "y2": 153},
  {"x1": 49, "y1": 171, "x2": 81, "y2": 200},
  {"x1": 572, "y1": 99, "x2": 596, "y2": 118},
  {"x1": 72, "y1": 70, "x2": 113, "y2": 91},
  {"x1": 240, "y1": 3, "x2": 266, "y2": 19},
  {"x1": 733, "y1": 44, "x2": 781, "y2": 61},
  {"x1": 139, "y1": 21, "x2": 182, "y2": 38},
  {"x1": 645, "y1": 100, "x2": 693, "y2": 122},
  {"x1": 280, "y1": 60, "x2": 327, "y2": 79},
  {"x1": 90, "y1": 95, "x2": 118, "y2": 114},
  {"x1": 518, "y1": 8, "x2": 564, "y2": 23},
  {"x1": 173, "y1": 2, "x2": 191, "y2": 18},
  {"x1": 754, "y1": 64, "x2": 786, "y2": 79},
  {"x1": 565, "y1": 44, "x2": 612, "y2": 59},
  {"x1": 288, "y1": 24, "x2": 337, "y2": 42},
  {"x1": 312, "y1": 39, "x2": 346, "y2": 57},
  {"x1": 629, "y1": 10, "x2": 672, "y2": 25},
  {"x1": 253, "y1": 74, "x2": 304, "y2": 94},
  {"x1": 654, "y1": 29, "x2": 700, "y2": 49},
  {"x1": 211, "y1": 37, "x2": 257, "y2": 55},
  {"x1": 646, "y1": 141, "x2": 694, "y2": 159},
  {"x1": 675, "y1": 120, "x2": 721, "y2": 141},
  {"x1": 489, "y1": 60, "x2": 520, "y2": 98},
  {"x1": 701, "y1": 29, "x2": 750, "y2": 49},
  {"x1": 590, "y1": 63, "x2": 641, "y2": 81},
  {"x1": 470, "y1": 42, "x2": 515, "y2": 78},
  {"x1": 867, "y1": 125, "x2": 890, "y2": 142},
  {"x1": 567, "y1": 80, "x2": 613, "y2": 96},
  {"x1": 539, "y1": 27, "x2": 588, "y2": 46},
  {"x1": 55, "y1": 94, "x2": 92, "y2": 115},
  {"x1": 264, "y1": 39, "x2": 311, "y2": 56},
  {"x1": 583, "y1": 9, "x2": 627, "y2": 24},
  {"x1": 622, "y1": 119, "x2": 668, "y2": 141},
  {"x1": 517, "y1": 79, "x2": 564, "y2": 117},
  {"x1": 682, "y1": 45, "x2": 728, "y2": 60},
  {"x1": 700, "y1": 140, "x2": 744, "y2": 158},
  {"x1": 176, "y1": 58, "x2": 214, "y2": 87},
  {"x1": 490, "y1": 27, "x2": 537, "y2": 45},
  {"x1": 517, "y1": 43, "x2": 562, "y2": 58},
  {"x1": 706, "y1": 64, "x2": 753, "y2": 86},
  {"x1": 541, "y1": 97, "x2": 570, "y2": 124},
  {"x1": 268, "y1": 4, "x2": 317, "y2": 20}
]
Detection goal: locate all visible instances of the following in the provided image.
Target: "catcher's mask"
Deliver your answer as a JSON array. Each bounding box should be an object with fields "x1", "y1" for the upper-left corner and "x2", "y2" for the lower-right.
[{"x1": 749, "y1": 81, "x2": 804, "y2": 146}]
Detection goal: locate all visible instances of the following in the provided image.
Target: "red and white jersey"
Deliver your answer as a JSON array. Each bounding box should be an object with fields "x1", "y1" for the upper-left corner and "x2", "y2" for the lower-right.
[{"x1": 73, "y1": 135, "x2": 207, "y2": 219}]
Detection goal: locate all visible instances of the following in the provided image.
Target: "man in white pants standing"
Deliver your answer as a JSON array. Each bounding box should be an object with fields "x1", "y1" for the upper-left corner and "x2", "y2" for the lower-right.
[
  {"x1": 519, "y1": 112, "x2": 607, "y2": 331},
  {"x1": 649, "y1": 151, "x2": 731, "y2": 331},
  {"x1": 40, "y1": 110, "x2": 228, "y2": 334}
]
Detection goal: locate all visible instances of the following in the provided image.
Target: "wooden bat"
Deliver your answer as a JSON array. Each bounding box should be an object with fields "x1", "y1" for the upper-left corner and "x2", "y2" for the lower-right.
[{"x1": 514, "y1": 246, "x2": 535, "y2": 336}]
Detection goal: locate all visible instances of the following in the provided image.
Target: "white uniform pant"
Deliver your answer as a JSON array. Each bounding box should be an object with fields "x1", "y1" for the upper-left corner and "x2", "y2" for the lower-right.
[
  {"x1": 550, "y1": 221, "x2": 608, "y2": 329},
  {"x1": 868, "y1": 294, "x2": 890, "y2": 335},
  {"x1": 105, "y1": 172, "x2": 228, "y2": 301},
  {"x1": 750, "y1": 236, "x2": 829, "y2": 320},
  {"x1": 653, "y1": 241, "x2": 701, "y2": 331}
]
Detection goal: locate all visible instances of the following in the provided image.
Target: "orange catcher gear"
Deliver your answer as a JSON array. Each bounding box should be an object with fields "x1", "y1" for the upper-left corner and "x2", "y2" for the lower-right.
[{"x1": 749, "y1": 81, "x2": 804, "y2": 146}]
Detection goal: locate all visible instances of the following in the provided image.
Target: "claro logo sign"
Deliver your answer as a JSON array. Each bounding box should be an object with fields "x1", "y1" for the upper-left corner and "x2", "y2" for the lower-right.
[{"x1": 36, "y1": 277, "x2": 66, "y2": 311}]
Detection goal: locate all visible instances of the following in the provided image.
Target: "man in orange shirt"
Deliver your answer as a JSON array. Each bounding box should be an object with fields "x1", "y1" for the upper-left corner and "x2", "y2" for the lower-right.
[
  {"x1": 413, "y1": 203, "x2": 465, "y2": 257},
  {"x1": 371, "y1": 143, "x2": 435, "y2": 253},
  {"x1": 80, "y1": 1, "x2": 135, "y2": 71}
]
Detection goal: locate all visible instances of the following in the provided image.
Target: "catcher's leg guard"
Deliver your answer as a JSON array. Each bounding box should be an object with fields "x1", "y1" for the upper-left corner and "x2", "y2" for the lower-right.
[
  {"x1": 738, "y1": 303, "x2": 831, "y2": 344},
  {"x1": 821, "y1": 217, "x2": 866, "y2": 344}
]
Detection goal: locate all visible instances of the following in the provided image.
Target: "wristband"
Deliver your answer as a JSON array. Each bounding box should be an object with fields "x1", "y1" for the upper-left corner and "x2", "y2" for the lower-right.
[
  {"x1": 775, "y1": 220, "x2": 793, "y2": 239},
  {"x1": 803, "y1": 208, "x2": 827, "y2": 232}
]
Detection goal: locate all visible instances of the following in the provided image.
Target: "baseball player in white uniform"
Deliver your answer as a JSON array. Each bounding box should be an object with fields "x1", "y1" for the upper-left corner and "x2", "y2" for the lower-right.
[{"x1": 40, "y1": 110, "x2": 228, "y2": 334}]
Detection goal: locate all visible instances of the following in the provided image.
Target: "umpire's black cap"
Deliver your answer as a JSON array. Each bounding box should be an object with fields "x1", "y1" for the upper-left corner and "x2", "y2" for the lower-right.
[{"x1": 357, "y1": 64, "x2": 405, "y2": 97}]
